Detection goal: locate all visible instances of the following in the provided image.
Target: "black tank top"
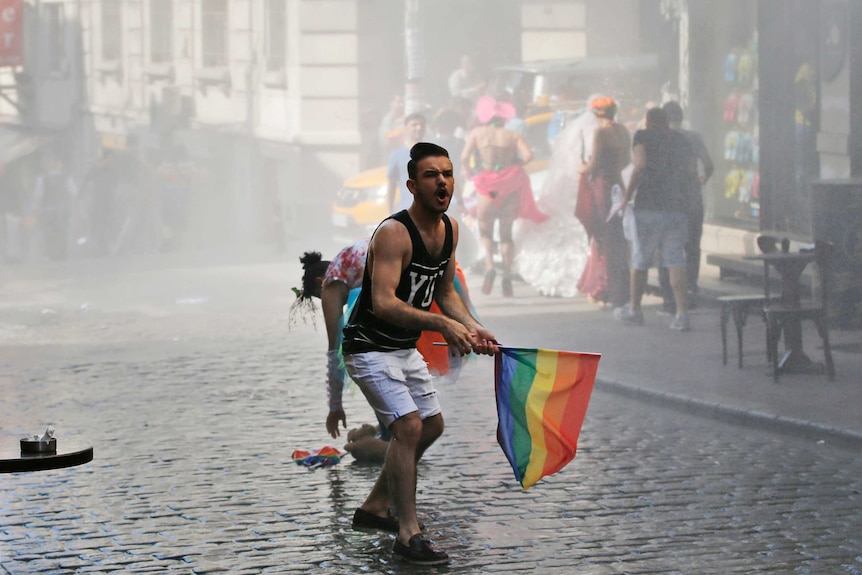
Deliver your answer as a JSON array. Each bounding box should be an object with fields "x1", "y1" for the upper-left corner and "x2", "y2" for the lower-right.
[{"x1": 342, "y1": 210, "x2": 453, "y2": 354}]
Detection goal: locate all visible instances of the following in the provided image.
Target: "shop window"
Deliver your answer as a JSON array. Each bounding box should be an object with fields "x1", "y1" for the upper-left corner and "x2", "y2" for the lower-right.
[
  {"x1": 150, "y1": 0, "x2": 173, "y2": 63},
  {"x1": 202, "y1": 0, "x2": 228, "y2": 67},
  {"x1": 42, "y1": 3, "x2": 66, "y2": 74},
  {"x1": 717, "y1": 35, "x2": 759, "y2": 226},
  {"x1": 101, "y1": 1, "x2": 121, "y2": 61},
  {"x1": 265, "y1": 0, "x2": 286, "y2": 73}
]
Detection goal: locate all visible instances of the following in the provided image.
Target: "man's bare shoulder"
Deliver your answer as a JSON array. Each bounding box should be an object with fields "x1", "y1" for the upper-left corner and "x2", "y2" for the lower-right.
[{"x1": 370, "y1": 219, "x2": 410, "y2": 257}]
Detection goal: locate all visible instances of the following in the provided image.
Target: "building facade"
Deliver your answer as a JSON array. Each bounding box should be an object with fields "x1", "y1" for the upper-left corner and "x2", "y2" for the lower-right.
[{"x1": 2, "y1": 0, "x2": 767, "y2": 255}]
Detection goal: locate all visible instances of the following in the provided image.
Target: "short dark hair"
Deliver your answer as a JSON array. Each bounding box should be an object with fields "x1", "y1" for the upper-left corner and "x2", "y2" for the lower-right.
[
  {"x1": 662, "y1": 101, "x2": 684, "y2": 124},
  {"x1": 403, "y1": 112, "x2": 426, "y2": 126},
  {"x1": 407, "y1": 142, "x2": 450, "y2": 180},
  {"x1": 645, "y1": 107, "x2": 669, "y2": 130}
]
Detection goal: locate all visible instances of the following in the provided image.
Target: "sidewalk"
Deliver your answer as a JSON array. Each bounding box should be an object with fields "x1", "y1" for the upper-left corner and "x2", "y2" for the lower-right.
[{"x1": 476, "y1": 262, "x2": 862, "y2": 450}]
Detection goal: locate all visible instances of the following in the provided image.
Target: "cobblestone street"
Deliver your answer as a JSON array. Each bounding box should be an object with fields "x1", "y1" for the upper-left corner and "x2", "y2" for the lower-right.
[{"x1": 1, "y1": 259, "x2": 861, "y2": 574}]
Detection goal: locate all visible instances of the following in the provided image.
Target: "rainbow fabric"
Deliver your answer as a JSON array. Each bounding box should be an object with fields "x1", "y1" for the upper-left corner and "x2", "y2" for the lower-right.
[
  {"x1": 292, "y1": 446, "x2": 344, "y2": 469},
  {"x1": 495, "y1": 347, "x2": 601, "y2": 489}
]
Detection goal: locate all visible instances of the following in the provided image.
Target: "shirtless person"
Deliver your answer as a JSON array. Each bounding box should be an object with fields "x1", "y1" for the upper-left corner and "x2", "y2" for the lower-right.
[
  {"x1": 342, "y1": 142, "x2": 498, "y2": 565},
  {"x1": 461, "y1": 95, "x2": 545, "y2": 296}
]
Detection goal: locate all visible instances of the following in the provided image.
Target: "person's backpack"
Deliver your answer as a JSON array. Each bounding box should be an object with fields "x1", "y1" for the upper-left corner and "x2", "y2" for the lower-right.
[{"x1": 42, "y1": 173, "x2": 70, "y2": 211}]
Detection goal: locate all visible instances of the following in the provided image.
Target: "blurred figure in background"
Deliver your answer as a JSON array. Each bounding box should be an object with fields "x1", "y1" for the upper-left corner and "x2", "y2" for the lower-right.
[
  {"x1": 516, "y1": 94, "x2": 608, "y2": 299},
  {"x1": 448, "y1": 54, "x2": 486, "y2": 103},
  {"x1": 461, "y1": 95, "x2": 547, "y2": 297},
  {"x1": 615, "y1": 107, "x2": 695, "y2": 331},
  {"x1": 387, "y1": 112, "x2": 427, "y2": 214},
  {"x1": 635, "y1": 100, "x2": 659, "y2": 131},
  {"x1": 575, "y1": 97, "x2": 632, "y2": 309},
  {"x1": 658, "y1": 101, "x2": 714, "y2": 313},
  {"x1": 30, "y1": 151, "x2": 78, "y2": 261}
]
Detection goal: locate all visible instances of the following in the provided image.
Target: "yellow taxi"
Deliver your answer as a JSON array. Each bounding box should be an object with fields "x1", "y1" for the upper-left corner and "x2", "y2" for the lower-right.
[{"x1": 330, "y1": 165, "x2": 391, "y2": 238}]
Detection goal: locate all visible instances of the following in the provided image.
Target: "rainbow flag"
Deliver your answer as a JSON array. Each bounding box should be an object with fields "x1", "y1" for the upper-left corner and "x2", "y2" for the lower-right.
[{"x1": 495, "y1": 347, "x2": 601, "y2": 489}]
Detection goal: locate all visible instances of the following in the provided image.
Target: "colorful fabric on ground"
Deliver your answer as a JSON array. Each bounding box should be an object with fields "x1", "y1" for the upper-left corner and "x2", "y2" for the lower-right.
[
  {"x1": 495, "y1": 347, "x2": 600, "y2": 489},
  {"x1": 292, "y1": 446, "x2": 344, "y2": 468}
]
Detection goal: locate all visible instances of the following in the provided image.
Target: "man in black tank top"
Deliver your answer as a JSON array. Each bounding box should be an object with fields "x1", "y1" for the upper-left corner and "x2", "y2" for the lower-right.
[{"x1": 343, "y1": 143, "x2": 498, "y2": 565}]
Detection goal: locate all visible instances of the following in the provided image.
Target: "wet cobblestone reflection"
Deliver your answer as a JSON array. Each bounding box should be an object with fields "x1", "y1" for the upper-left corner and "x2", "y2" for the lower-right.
[{"x1": 2, "y1": 330, "x2": 860, "y2": 574}]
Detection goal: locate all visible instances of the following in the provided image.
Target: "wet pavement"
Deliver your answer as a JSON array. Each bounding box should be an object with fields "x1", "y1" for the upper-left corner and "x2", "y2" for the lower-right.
[{"x1": 1, "y1": 252, "x2": 861, "y2": 573}]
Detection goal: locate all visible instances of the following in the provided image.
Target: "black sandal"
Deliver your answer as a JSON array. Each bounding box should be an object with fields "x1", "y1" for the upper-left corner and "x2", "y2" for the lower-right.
[{"x1": 482, "y1": 268, "x2": 496, "y2": 295}]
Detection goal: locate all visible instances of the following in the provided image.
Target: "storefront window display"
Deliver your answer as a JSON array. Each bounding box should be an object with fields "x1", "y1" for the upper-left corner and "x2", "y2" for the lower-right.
[{"x1": 717, "y1": 33, "x2": 760, "y2": 227}]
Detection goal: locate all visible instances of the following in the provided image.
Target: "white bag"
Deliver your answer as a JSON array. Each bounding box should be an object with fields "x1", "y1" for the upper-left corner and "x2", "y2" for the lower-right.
[
  {"x1": 622, "y1": 207, "x2": 636, "y2": 242},
  {"x1": 606, "y1": 185, "x2": 625, "y2": 222}
]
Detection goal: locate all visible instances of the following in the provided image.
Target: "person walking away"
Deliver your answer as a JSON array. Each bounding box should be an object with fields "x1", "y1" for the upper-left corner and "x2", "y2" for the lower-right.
[
  {"x1": 461, "y1": 95, "x2": 547, "y2": 297},
  {"x1": 575, "y1": 97, "x2": 632, "y2": 308},
  {"x1": 30, "y1": 152, "x2": 78, "y2": 261},
  {"x1": 614, "y1": 107, "x2": 696, "y2": 331},
  {"x1": 657, "y1": 101, "x2": 714, "y2": 313},
  {"x1": 342, "y1": 142, "x2": 498, "y2": 565},
  {"x1": 387, "y1": 113, "x2": 426, "y2": 214},
  {"x1": 515, "y1": 94, "x2": 603, "y2": 298}
]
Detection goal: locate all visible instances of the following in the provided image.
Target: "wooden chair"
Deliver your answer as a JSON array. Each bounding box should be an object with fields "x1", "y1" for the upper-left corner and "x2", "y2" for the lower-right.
[
  {"x1": 718, "y1": 235, "x2": 779, "y2": 368},
  {"x1": 764, "y1": 240, "x2": 836, "y2": 382}
]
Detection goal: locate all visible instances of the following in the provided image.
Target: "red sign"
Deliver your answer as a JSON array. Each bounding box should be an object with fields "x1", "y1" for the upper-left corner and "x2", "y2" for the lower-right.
[{"x1": 0, "y1": 0, "x2": 23, "y2": 67}]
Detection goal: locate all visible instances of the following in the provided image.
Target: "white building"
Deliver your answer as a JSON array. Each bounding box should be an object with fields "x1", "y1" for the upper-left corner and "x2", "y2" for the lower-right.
[{"x1": 0, "y1": 0, "x2": 653, "y2": 252}]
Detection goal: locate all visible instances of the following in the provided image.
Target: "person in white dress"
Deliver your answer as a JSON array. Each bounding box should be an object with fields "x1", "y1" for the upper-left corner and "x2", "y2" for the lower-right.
[{"x1": 515, "y1": 95, "x2": 605, "y2": 297}]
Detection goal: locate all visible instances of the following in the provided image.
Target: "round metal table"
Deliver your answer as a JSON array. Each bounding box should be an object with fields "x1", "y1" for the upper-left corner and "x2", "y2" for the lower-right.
[{"x1": 0, "y1": 438, "x2": 93, "y2": 473}]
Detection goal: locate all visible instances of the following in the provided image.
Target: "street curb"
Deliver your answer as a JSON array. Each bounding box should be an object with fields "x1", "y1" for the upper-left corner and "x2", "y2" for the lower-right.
[{"x1": 596, "y1": 378, "x2": 862, "y2": 451}]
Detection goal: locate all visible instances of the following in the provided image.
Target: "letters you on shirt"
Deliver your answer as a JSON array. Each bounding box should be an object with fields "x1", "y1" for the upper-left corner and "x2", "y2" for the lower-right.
[{"x1": 406, "y1": 265, "x2": 447, "y2": 308}]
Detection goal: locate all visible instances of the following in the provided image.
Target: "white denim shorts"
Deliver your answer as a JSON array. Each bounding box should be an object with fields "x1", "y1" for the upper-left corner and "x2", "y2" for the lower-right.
[{"x1": 343, "y1": 349, "x2": 441, "y2": 428}]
